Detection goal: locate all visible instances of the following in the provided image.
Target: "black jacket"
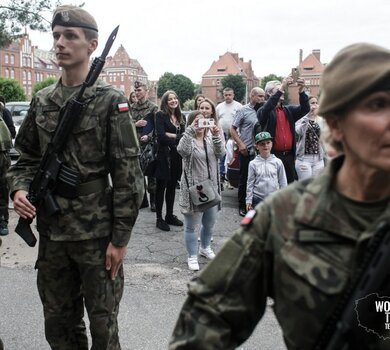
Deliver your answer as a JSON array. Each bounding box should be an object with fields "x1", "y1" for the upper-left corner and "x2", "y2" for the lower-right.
[{"x1": 256, "y1": 91, "x2": 309, "y2": 155}]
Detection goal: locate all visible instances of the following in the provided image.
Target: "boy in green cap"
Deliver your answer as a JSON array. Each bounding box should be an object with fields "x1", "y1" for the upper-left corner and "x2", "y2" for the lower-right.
[{"x1": 245, "y1": 131, "x2": 287, "y2": 211}]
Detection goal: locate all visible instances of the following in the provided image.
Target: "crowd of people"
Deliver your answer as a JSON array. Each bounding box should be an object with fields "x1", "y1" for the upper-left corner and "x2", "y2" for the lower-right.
[{"x1": 2, "y1": 4, "x2": 389, "y2": 350}]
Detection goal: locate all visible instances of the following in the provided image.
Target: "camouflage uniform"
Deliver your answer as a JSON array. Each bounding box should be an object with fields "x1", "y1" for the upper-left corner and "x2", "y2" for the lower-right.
[
  {"x1": 169, "y1": 156, "x2": 390, "y2": 350},
  {"x1": 7, "y1": 79, "x2": 144, "y2": 349},
  {"x1": 0, "y1": 104, "x2": 14, "y2": 236},
  {"x1": 130, "y1": 99, "x2": 158, "y2": 195}
]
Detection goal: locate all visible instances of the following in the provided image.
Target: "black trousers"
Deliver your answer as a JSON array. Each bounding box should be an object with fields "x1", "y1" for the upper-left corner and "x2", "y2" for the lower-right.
[
  {"x1": 238, "y1": 153, "x2": 254, "y2": 209},
  {"x1": 273, "y1": 151, "x2": 297, "y2": 184}
]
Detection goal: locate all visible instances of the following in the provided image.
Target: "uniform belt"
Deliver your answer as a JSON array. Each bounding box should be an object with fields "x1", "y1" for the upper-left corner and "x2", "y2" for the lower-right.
[
  {"x1": 55, "y1": 176, "x2": 110, "y2": 199},
  {"x1": 274, "y1": 150, "x2": 292, "y2": 156}
]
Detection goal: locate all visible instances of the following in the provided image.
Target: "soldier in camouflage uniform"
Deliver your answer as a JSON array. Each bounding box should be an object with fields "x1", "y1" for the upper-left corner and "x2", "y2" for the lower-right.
[
  {"x1": 0, "y1": 96, "x2": 16, "y2": 237},
  {"x1": 169, "y1": 43, "x2": 390, "y2": 349},
  {"x1": 129, "y1": 80, "x2": 158, "y2": 211},
  {"x1": 7, "y1": 5, "x2": 143, "y2": 350}
]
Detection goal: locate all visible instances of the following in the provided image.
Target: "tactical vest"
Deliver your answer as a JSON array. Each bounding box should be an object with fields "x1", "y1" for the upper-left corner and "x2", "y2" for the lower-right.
[{"x1": 0, "y1": 109, "x2": 12, "y2": 151}]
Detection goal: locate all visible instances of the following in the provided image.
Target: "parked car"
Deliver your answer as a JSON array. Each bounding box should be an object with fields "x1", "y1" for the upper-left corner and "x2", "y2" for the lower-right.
[{"x1": 5, "y1": 101, "x2": 30, "y2": 159}]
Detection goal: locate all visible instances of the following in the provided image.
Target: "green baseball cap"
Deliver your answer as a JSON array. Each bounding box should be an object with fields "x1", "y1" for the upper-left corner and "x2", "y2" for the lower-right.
[{"x1": 255, "y1": 132, "x2": 273, "y2": 143}]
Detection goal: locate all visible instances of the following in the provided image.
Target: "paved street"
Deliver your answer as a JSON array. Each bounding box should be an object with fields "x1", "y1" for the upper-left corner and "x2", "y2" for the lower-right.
[{"x1": 0, "y1": 188, "x2": 286, "y2": 350}]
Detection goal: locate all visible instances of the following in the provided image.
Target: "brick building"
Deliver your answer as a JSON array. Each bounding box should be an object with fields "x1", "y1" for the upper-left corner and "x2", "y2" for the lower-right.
[
  {"x1": 201, "y1": 52, "x2": 259, "y2": 104},
  {"x1": 0, "y1": 33, "x2": 61, "y2": 100},
  {"x1": 0, "y1": 33, "x2": 152, "y2": 102},
  {"x1": 100, "y1": 44, "x2": 152, "y2": 100},
  {"x1": 288, "y1": 49, "x2": 325, "y2": 104}
]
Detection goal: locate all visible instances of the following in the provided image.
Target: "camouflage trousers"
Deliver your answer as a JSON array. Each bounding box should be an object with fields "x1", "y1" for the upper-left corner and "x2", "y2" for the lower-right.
[
  {"x1": 36, "y1": 235, "x2": 124, "y2": 350},
  {"x1": 0, "y1": 152, "x2": 11, "y2": 222}
]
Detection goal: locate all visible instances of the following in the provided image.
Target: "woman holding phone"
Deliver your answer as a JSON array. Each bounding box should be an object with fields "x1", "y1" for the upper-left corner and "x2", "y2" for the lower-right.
[{"x1": 177, "y1": 109, "x2": 225, "y2": 271}]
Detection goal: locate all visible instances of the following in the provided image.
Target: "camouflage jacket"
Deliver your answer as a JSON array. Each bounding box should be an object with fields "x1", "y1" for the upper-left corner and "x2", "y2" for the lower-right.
[
  {"x1": 129, "y1": 99, "x2": 158, "y2": 141},
  {"x1": 7, "y1": 79, "x2": 144, "y2": 246},
  {"x1": 169, "y1": 156, "x2": 390, "y2": 350}
]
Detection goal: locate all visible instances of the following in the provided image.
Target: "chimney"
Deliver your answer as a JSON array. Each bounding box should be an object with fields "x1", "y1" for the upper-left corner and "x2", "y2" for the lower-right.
[
  {"x1": 312, "y1": 49, "x2": 321, "y2": 61},
  {"x1": 299, "y1": 49, "x2": 303, "y2": 64}
]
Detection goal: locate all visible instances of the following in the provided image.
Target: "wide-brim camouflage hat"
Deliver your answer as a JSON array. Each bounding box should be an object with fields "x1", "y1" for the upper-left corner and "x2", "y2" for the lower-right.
[
  {"x1": 318, "y1": 43, "x2": 390, "y2": 116},
  {"x1": 52, "y1": 5, "x2": 98, "y2": 32}
]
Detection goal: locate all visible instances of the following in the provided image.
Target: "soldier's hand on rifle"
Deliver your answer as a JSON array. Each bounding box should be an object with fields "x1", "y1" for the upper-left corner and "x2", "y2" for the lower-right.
[
  {"x1": 106, "y1": 242, "x2": 127, "y2": 280},
  {"x1": 13, "y1": 190, "x2": 36, "y2": 220}
]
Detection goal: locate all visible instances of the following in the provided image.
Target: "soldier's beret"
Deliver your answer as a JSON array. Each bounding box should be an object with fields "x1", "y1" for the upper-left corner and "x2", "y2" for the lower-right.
[
  {"x1": 134, "y1": 81, "x2": 147, "y2": 89},
  {"x1": 52, "y1": 5, "x2": 98, "y2": 32},
  {"x1": 318, "y1": 43, "x2": 390, "y2": 116}
]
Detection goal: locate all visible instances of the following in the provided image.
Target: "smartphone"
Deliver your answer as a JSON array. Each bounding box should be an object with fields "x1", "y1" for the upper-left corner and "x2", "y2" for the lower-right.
[
  {"x1": 291, "y1": 68, "x2": 300, "y2": 82},
  {"x1": 198, "y1": 118, "x2": 215, "y2": 128}
]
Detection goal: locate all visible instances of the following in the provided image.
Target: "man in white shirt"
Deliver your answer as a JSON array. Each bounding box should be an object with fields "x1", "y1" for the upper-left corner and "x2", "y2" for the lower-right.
[{"x1": 216, "y1": 88, "x2": 242, "y2": 182}]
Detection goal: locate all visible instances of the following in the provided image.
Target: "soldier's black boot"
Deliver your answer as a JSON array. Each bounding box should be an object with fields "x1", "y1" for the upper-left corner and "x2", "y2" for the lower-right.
[
  {"x1": 150, "y1": 193, "x2": 156, "y2": 212},
  {"x1": 140, "y1": 192, "x2": 149, "y2": 209}
]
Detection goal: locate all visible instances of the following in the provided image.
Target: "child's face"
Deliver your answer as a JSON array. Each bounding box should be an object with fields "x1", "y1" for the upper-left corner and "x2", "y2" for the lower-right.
[{"x1": 256, "y1": 140, "x2": 272, "y2": 157}]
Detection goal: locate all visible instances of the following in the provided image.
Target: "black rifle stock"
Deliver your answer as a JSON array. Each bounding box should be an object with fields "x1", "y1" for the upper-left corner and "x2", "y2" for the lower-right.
[
  {"x1": 313, "y1": 221, "x2": 390, "y2": 350},
  {"x1": 15, "y1": 26, "x2": 119, "y2": 247}
]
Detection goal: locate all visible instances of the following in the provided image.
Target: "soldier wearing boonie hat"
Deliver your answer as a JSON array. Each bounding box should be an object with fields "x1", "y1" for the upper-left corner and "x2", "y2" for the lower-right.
[
  {"x1": 170, "y1": 43, "x2": 390, "y2": 350},
  {"x1": 51, "y1": 5, "x2": 98, "y2": 32}
]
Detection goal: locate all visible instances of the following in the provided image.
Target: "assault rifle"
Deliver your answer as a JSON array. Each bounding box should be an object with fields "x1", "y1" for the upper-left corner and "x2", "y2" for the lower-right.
[
  {"x1": 15, "y1": 26, "x2": 119, "y2": 247},
  {"x1": 313, "y1": 221, "x2": 390, "y2": 350}
]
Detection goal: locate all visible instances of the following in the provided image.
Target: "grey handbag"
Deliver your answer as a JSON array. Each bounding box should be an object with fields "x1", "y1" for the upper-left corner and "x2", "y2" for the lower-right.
[{"x1": 184, "y1": 138, "x2": 221, "y2": 212}]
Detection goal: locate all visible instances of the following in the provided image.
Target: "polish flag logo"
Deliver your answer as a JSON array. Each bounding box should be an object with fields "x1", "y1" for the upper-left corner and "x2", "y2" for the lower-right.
[{"x1": 118, "y1": 102, "x2": 129, "y2": 112}]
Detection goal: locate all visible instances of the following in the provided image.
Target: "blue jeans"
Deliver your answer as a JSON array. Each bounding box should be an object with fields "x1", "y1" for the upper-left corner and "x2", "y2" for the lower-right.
[{"x1": 183, "y1": 205, "x2": 218, "y2": 256}]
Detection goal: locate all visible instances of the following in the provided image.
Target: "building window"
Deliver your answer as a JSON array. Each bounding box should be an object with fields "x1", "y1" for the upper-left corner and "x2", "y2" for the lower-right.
[
  {"x1": 23, "y1": 71, "x2": 26, "y2": 80},
  {"x1": 10, "y1": 55, "x2": 15, "y2": 65},
  {"x1": 28, "y1": 71, "x2": 32, "y2": 81},
  {"x1": 5, "y1": 54, "x2": 9, "y2": 64},
  {"x1": 5, "y1": 69, "x2": 9, "y2": 78},
  {"x1": 10, "y1": 69, "x2": 15, "y2": 79}
]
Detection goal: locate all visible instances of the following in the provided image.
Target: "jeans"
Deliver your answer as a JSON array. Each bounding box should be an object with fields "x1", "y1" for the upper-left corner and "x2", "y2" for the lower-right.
[
  {"x1": 295, "y1": 154, "x2": 325, "y2": 180},
  {"x1": 183, "y1": 205, "x2": 218, "y2": 257}
]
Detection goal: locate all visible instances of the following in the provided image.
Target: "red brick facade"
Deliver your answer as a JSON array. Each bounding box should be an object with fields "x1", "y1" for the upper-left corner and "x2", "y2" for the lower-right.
[
  {"x1": 201, "y1": 52, "x2": 260, "y2": 104},
  {"x1": 288, "y1": 49, "x2": 325, "y2": 104},
  {"x1": 0, "y1": 35, "x2": 152, "y2": 102},
  {"x1": 0, "y1": 34, "x2": 61, "y2": 99}
]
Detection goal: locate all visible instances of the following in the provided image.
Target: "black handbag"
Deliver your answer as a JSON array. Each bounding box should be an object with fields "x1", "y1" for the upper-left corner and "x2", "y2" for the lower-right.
[{"x1": 140, "y1": 139, "x2": 157, "y2": 176}]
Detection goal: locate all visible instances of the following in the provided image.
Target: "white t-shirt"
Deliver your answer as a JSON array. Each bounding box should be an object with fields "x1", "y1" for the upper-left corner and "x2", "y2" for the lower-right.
[{"x1": 216, "y1": 100, "x2": 242, "y2": 135}]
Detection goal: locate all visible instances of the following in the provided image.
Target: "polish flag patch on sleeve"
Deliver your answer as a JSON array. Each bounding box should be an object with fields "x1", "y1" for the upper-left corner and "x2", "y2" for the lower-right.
[
  {"x1": 117, "y1": 102, "x2": 129, "y2": 113},
  {"x1": 241, "y1": 209, "x2": 256, "y2": 226}
]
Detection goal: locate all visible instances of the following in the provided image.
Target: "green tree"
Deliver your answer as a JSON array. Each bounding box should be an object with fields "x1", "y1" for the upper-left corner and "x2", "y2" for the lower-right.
[
  {"x1": 182, "y1": 99, "x2": 194, "y2": 111},
  {"x1": 157, "y1": 72, "x2": 174, "y2": 98},
  {"x1": 0, "y1": 0, "x2": 59, "y2": 48},
  {"x1": 221, "y1": 74, "x2": 246, "y2": 103},
  {"x1": 32, "y1": 77, "x2": 58, "y2": 96},
  {"x1": 260, "y1": 73, "x2": 284, "y2": 90},
  {"x1": 0, "y1": 77, "x2": 26, "y2": 101},
  {"x1": 157, "y1": 73, "x2": 194, "y2": 106}
]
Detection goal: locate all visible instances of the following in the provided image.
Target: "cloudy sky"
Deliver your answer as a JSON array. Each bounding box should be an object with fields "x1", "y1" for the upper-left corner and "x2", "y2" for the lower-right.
[{"x1": 29, "y1": 0, "x2": 390, "y2": 83}]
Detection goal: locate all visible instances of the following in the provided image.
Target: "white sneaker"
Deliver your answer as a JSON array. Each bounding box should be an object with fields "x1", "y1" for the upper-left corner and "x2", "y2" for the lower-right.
[
  {"x1": 188, "y1": 256, "x2": 199, "y2": 271},
  {"x1": 199, "y1": 246, "x2": 216, "y2": 260}
]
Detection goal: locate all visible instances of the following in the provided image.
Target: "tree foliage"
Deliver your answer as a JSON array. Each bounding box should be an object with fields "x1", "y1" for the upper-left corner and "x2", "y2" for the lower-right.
[
  {"x1": 0, "y1": 0, "x2": 60, "y2": 48},
  {"x1": 0, "y1": 77, "x2": 26, "y2": 101},
  {"x1": 157, "y1": 72, "x2": 194, "y2": 106},
  {"x1": 32, "y1": 76, "x2": 57, "y2": 96},
  {"x1": 260, "y1": 73, "x2": 290, "y2": 102},
  {"x1": 221, "y1": 74, "x2": 246, "y2": 103}
]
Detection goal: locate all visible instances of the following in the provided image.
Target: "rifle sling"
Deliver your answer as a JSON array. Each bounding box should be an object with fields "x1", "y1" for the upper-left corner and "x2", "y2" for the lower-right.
[{"x1": 55, "y1": 176, "x2": 110, "y2": 199}]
